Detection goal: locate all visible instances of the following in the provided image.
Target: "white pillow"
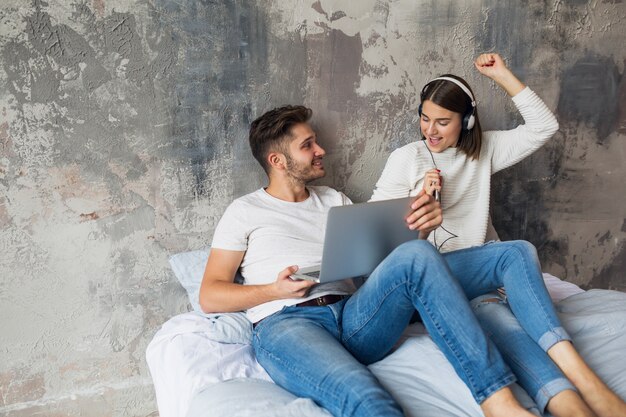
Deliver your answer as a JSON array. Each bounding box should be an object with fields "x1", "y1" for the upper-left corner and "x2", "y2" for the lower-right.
[
  {"x1": 169, "y1": 248, "x2": 210, "y2": 312},
  {"x1": 542, "y1": 272, "x2": 585, "y2": 303},
  {"x1": 168, "y1": 248, "x2": 252, "y2": 344}
]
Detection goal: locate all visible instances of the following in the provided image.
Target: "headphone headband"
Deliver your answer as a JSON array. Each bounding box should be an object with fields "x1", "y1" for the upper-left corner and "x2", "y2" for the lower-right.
[
  {"x1": 424, "y1": 76, "x2": 476, "y2": 108},
  {"x1": 419, "y1": 76, "x2": 477, "y2": 130}
]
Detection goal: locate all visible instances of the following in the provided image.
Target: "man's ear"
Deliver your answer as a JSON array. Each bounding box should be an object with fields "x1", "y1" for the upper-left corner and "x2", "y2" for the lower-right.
[{"x1": 267, "y1": 152, "x2": 286, "y2": 171}]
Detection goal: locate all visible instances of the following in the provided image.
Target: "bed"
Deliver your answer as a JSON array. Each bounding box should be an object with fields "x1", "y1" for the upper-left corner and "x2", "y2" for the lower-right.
[{"x1": 146, "y1": 249, "x2": 626, "y2": 417}]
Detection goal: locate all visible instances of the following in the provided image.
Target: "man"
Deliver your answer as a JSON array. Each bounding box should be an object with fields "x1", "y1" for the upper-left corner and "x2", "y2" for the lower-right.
[{"x1": 199, "y1": 105, "x2": 538, "y2": 417}]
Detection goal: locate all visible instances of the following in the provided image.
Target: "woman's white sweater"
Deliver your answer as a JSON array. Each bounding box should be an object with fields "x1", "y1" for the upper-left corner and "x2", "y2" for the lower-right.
[{"x1": 370, "y1": 87, "x2": 559, "y2": 252}]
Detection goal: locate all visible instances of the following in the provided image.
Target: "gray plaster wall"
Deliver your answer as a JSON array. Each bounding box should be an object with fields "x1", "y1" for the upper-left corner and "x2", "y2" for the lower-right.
[{"x1": 0, "y1": 0, "x2": 624, "y2": 415}]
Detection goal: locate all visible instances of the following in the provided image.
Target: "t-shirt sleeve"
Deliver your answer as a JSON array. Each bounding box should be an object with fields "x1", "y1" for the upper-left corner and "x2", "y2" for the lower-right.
[{"x1": 210, "y1": 201, "x2": 248, "y2": 251}]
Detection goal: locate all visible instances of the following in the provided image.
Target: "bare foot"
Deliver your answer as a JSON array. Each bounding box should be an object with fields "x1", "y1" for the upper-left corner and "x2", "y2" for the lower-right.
[
  {"x1": 548, "y1": 342, "x2": 626, "y2": 417},
  {"x1": 480, "y1": 387, "x2": 537, "y2": 417},
  {"x1": 582, "y1": 387, "x2": 626, "y2": 417},
  {"x1": 546, "y1": 389, "x2": 596, "y2": 417}
]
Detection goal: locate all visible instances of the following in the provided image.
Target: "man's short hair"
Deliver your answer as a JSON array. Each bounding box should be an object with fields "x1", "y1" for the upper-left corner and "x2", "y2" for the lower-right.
[{"x1": 249, "y1": 105, "x2": 313, "y2": 174}]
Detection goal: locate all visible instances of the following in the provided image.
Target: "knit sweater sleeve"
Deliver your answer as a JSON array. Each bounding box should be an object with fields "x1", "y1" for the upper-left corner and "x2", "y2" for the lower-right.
[
  {"x1": 486, "y1": 87, "x2": 559, "y2": 174},
  {"x1": 369, "y1": 146, "x2": 419, "y2": 202}
]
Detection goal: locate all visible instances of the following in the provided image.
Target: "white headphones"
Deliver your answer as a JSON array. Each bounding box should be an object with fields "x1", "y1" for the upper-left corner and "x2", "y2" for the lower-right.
[{"x1": 419, "y1": 76, "x2": 476, "y2": 130}]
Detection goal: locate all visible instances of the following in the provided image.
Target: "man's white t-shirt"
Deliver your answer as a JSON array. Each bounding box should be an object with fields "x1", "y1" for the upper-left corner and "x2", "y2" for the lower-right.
[{"x1": 211, "y1": 186, "x2": 357, "y2": 323}]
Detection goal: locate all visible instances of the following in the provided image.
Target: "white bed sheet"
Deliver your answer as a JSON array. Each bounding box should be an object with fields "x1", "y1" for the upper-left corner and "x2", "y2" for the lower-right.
[
  {"x1": 147, "y1": 273, "x2": 587, "y2": 417},
  {"x1": 146, "y1": 313, "x2": 271, "y2": 417}
]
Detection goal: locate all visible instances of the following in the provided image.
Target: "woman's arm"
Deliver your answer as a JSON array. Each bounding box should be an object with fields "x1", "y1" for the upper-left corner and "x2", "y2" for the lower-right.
[
  {"x1": 475, "y1": 53, "x2": 525, "y2": 97},
  {"x1": 369, "y1": 147, "x2": 417, "y2": 202},
  {"x1": 476, "y1": 54, "x2": 559, "y2": 173}
]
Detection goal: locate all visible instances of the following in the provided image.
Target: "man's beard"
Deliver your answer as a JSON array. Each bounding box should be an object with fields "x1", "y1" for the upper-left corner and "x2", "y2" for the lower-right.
[{"x1": 284, "y1": 153, "x2": 324, "y2": 184}]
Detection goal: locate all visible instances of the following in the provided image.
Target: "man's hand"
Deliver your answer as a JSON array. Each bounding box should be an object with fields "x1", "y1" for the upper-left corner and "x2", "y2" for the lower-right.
[
  {"x1": 406, "y1": 190, "x2": 442, "y2": 238},
  {"x1": 272, "y1": 265, "x2": 317, "y2": 299}
]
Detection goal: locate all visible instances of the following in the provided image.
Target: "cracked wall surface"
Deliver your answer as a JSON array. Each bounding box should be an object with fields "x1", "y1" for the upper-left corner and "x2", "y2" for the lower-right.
[{"x1": 0, "y1": 0, "x2": 624, "y2": 415}]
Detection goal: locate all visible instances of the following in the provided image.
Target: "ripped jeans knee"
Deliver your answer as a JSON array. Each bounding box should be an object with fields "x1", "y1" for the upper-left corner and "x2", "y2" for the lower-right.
[{"x1": 471, "y1": 291, "x2": 507, "y2": 311}]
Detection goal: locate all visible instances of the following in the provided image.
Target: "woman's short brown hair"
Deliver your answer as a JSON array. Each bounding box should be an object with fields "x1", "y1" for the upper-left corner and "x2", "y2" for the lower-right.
[
  {"x1": 420, "y1": 74, "x2": 483, "y2": 160},
  {"x1": 249, "y1": 105, "x2": 313, "y2": 173}
]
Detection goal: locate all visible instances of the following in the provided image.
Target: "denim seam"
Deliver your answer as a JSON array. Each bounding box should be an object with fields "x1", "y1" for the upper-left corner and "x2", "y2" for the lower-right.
[
  {"x1": 475, "y1": 298, "x2": 569, "y2": 409},
  {"x1": 343, "y1": 275, "x2": 489, "y2": 401},
  {"x1": 494, "y1": 335, "x2": 561, "y2": 409},
  {"x1": 535, "y1": 378, "x2": 577, "y2": 412},
  {"x1": 342, "y1": 280, "x2": 406, "y2": 342},
  {"x1": 410, "y1": 280, "x2": 480, "y2": 395},
  {"x1": 254, "y1": 341, "x2": 345, "y2": 407},
  {"x1": 477, "y1": 374, "x2": 517, "y2": 404},
  {"x1": 537, "y1": 326, "x2": 571, "y2": 352},
  {"x1": 508, "y1": 243, "x2": 563, "y2": 341}
]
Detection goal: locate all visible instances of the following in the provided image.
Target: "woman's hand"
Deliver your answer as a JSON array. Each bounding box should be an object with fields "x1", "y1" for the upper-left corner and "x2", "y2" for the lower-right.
[
  {"x1": 406, "y1": 190, "x2": 442, "y2": 238},
  {"x1": 474, "y1": 53, "x2": 525, "y2": 96},
  {"x1": 422, "y1": 169, "x2": 442, "y2": 197}
]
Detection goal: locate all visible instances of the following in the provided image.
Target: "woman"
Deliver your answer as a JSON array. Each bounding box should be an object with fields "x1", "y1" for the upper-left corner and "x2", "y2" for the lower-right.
[{"x1": 371, "y1": 53, "x2": 626, "y2": 417}]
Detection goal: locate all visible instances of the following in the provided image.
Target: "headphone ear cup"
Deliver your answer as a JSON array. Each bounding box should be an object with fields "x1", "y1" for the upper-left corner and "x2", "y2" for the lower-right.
[
  {"x1": 465, "y1": 113, "x2": 475, "y2": 130},
  {"x1": 418, "y1": 103, "x2": 423, "y2": 117}
]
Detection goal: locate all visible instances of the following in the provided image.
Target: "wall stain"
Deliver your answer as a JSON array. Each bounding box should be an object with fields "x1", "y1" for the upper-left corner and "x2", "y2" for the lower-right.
[
  {"x1": 1, "y1": 2, "x2": 626, "y2": 416},
  {"x1": 618, "y1": 58, "x2": 626, "y2": 134},
  {"x1": 492, "y1": 172, "x2": 569, "y2": 269},
  {"x1": 79, "y1": 211, "x2": 100, "y2": 222},
  {"x1": 328, "y1": 30, "x2": 362, "y2": 113},
  {"x1": 587, "y1": 243, "x2": 626, "y2": 291},
  {"x1": 154, "y1": 0, "x2": 270, "y2": 198},
  {"x1": 0, "y1": 368, "x2": 46, "y2": 404},
  {"x1": 26, "y1": 3, "x2": 111, "y2": 93},
  {"x1": 478, "y1": 1, "x2": 535, "y2": 77},
  {"x1": 557, "y1": 54, "x2": 621, "y2": 143}
]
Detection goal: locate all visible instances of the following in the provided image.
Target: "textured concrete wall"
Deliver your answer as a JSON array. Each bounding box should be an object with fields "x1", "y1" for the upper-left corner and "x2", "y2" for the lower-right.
[{"x1": 0, "y1": 0, "x2": 624, "y2": 415}]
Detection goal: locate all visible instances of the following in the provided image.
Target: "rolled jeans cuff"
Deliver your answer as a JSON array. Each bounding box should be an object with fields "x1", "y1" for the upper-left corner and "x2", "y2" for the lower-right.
[
  {"x1": 535, "y1": 378, "x2": 577, "y2": 412},
  {"x1": 537, "y1": 326, "x2": 571, "y2": 351},
  {"x1": 475, "y1": 374, "x2": 517, "y2": 404}
]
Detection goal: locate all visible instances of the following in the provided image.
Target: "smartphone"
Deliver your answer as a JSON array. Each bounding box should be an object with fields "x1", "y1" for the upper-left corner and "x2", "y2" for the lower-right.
[{"x1": 290, "y1": 266, "x2": 321, "y2": 283}]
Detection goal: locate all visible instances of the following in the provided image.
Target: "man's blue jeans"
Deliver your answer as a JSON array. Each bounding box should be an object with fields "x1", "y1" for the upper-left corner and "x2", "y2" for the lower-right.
[{"x1": 252, "y1": 240, "x2": 571, "y2": 417}]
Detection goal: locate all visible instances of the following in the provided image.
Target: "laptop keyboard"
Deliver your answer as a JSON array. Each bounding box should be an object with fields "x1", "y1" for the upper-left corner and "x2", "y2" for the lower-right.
[{"x1": 304, "y1": 270, "x2": 321, "y2": 278}]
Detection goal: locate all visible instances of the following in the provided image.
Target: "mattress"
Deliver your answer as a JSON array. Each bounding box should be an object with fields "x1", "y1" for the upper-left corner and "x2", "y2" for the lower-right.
[{"x1": 146, "y1": 274, "x2": 626, "y2": 417}]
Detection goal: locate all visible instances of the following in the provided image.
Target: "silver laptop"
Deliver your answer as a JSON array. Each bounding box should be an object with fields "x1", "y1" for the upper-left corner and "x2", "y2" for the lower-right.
[{"x1": 290, "y1": 196, "x2": 421, "y2": 283}]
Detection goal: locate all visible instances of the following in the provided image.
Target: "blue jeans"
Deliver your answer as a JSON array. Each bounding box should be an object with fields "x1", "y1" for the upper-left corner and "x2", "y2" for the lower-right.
[
  {"x1": 471, "y1": 293, "x2": 575, "y2": 412},
  {"x1": 252, "y1": 240, "x2": 570, "y2": 417}
]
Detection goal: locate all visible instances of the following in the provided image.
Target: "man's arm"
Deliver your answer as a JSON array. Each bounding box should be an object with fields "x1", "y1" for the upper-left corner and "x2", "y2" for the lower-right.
[{"x1": 199, "y1": 248, "x2": 316, "y2": 314}]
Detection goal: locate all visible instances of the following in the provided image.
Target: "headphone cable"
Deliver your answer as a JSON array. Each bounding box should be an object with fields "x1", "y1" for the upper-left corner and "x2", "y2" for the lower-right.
[{"x1": 421, "y1": 140, "x2": 458, "y2": 252}]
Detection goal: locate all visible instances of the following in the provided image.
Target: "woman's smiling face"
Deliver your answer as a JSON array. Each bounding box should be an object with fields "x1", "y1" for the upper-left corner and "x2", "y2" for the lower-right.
[{"x1": 420, "y1": 100, "x2": 463, "y2": 153}]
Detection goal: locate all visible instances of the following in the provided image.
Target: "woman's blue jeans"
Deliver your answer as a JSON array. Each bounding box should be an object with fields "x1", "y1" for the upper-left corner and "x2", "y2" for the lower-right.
[
  {"x1": 471, "y1": 292, "x2": 575, "y2": 412},
  {"x1": 252, "y1": 240, "x2": 571, "y2": 417}
]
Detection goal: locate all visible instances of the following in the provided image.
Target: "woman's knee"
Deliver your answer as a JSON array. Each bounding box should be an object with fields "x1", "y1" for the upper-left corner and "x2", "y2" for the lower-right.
[
  {"x1": 506, "y1": 240, "x2": 538, "y2": 258},
  {"x1": 394, "y1": 239, "x2": 439, "y2": 260},
  {"x1": 389, "y1": 240, "x2": 441, "y2": 277},
  {"x1": 497, "y1": 240, "x2": 540, "y2": 269}
]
